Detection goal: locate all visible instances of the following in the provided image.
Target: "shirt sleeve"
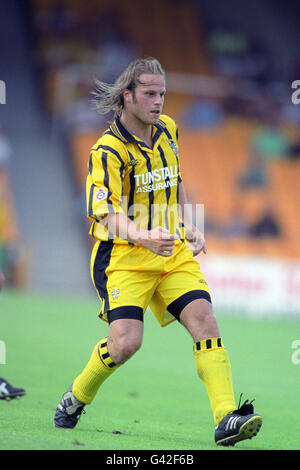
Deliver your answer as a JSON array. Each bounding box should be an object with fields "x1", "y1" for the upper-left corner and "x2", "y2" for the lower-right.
[{"x1": 86, "y1": 146, "x2": 125, "y2": 220}]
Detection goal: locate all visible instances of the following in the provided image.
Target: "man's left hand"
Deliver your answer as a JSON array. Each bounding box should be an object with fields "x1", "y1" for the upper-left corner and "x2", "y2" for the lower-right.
[{"x1": 185, "y1": 226, "x2": 207, "y2": 256}]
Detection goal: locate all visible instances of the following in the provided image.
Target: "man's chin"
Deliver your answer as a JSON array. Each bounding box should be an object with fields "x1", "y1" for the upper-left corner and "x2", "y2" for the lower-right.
[{"x1": 149, "y1": 114, "x2": 161, "y2": 124}]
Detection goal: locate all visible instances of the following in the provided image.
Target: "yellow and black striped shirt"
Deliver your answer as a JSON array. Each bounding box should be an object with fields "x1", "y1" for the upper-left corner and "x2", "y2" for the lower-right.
[{"x1": 86, "y1": 114, "x2": 185, "y2": 243}]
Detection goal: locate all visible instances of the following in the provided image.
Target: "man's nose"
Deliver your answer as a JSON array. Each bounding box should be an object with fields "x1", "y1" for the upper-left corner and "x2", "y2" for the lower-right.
[{"x1": 154, "y1": 94, "x2": 163, "y2": 105}]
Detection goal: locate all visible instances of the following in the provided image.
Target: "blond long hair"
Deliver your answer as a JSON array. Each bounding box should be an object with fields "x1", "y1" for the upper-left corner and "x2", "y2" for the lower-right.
[{"x1": 92, "y1": 57, "x2": 165, "y2": 118}]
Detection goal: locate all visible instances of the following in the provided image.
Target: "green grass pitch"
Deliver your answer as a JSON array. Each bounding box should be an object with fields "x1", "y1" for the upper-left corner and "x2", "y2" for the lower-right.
[{"x1": 0, "y1": 288, "x2": 299, "y2": 450}]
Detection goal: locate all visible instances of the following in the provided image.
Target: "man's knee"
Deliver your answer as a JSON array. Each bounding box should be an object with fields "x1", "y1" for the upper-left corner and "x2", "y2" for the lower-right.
[
  {"x1": 179, "y1": 299, "x2": 220, "y2": 342},
  {"x1": 107, "y1": 314, "x2": 144, "y2": 365},
  {"x1": 113, "y1": 334, "x2": 142, "y2": 364}
]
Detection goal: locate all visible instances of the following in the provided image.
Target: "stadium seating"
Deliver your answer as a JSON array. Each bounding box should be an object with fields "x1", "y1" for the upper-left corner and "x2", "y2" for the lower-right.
[
  {"x1": 178, "y1": 120, "x2": 300, "y2": 259},
  {"x1": 120, "y1": 0, "x2": 210, "y2": 75},
  {"x1": 69, "y1": 117, "x2": 300, "y2": 259},
  {"x1": 29, "y1": 0, "x2": 300, "y2": 260}
]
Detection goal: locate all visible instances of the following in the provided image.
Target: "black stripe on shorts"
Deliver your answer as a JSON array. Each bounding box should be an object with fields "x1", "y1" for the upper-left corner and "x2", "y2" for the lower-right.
[
  {"x1": 167, "y1": 290, "x2": 212, "y2": 322},
  {"x1": 107, "y1": 306, "x2": 144, "y2": 324},
  {"x1": 93, "y1": 241, "x2": 114, "y2": 313}
]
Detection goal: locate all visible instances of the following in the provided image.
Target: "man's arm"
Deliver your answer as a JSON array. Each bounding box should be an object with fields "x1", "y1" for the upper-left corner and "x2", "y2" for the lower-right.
[
  {"x1": 178, "y1": 181, "x2": 207, "y2": 256},
  {"x1": 101, "y1": 213, "x2": 178, "y2": 257}
]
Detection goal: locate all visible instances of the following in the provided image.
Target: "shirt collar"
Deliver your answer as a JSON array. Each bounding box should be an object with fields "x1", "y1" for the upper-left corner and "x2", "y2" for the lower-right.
[{"x1": 110, "y1": 116, "x2": 167, "y2": 148}]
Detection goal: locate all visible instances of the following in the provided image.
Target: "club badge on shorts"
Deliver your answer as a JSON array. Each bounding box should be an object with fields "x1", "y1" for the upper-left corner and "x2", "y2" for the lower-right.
[
  {"x1": 111, "y1": 289, "x2": 120, "y2": 300},
  {"x1": 95, "y1": 187, "x2": 108, "y2": 201}
]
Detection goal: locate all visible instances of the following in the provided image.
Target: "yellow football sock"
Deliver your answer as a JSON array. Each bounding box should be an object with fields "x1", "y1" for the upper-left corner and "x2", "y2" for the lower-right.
[
  {"x1": 72, "y1": 337, "x2": 119, "y2": 404},
  {"x1": 194, "y1": 337, "x2": 236, "y2": 425}
]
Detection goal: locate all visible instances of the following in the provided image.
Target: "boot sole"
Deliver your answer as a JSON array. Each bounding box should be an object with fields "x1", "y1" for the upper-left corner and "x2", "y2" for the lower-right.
[{"x1": 216, "y1": 415, "x2": 263, "y2": 446}]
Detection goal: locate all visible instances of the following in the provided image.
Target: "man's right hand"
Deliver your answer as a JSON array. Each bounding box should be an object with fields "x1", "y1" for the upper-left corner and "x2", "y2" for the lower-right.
[
  {"x1": 139, "y1": 226, "x2": 179, "y2": 257},
  {"x1": 101, "y1": 213, "x2": 179, "y2": 257}
]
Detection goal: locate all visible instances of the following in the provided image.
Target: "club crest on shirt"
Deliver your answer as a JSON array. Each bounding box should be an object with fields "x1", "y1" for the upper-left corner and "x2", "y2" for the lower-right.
[
  {"x1": 128, "y1": 158, "x2": 139, "y2": 167},
  {"x1": 168, "y1": 139, "x2": 178, "y2": 156},
  {"x1": 95, "y1": 187, "x2": 108, "y2": 201}
]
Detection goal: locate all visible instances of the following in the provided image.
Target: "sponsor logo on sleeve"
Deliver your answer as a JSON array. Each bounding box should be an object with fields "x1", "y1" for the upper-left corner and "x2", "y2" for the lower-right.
[{"x1": 95, "y1": 188, "x2": 108, "y2": 201}]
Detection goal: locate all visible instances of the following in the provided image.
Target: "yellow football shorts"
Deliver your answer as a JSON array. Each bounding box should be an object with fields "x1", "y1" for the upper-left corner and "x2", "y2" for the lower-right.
[{"x1": 90, "y1": 240, "x2": 211, "y2": 327}]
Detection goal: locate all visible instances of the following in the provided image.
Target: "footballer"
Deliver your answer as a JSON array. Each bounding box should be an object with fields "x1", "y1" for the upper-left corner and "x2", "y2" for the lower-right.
[{"x1": 54, "y1": 58, "x2": 262, "y2": 446}]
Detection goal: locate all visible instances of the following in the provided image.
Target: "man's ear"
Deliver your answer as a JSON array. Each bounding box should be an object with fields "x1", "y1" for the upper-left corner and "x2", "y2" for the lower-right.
[{"x1": 123, "y1": 89, "x2": 132, "y2": 105}]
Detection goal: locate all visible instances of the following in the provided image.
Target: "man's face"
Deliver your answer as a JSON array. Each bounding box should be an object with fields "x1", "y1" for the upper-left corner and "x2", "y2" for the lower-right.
[{"x1": 125, "y1": 73, "x2": 166, "y2": 125}]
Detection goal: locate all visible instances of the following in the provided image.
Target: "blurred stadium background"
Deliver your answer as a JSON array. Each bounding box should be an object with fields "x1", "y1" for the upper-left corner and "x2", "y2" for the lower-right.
[{"x1": 0, "y1": 0, "x2": 300, "y2": 319}]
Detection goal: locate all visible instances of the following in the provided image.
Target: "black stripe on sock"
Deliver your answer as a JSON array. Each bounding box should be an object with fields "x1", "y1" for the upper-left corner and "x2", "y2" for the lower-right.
[
  {"x1": 107, "y1": 362, "x2": 116, "y2": 368},
  {"x1": 98, "y1": 343, "x2": 117, "y2": 369}
]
